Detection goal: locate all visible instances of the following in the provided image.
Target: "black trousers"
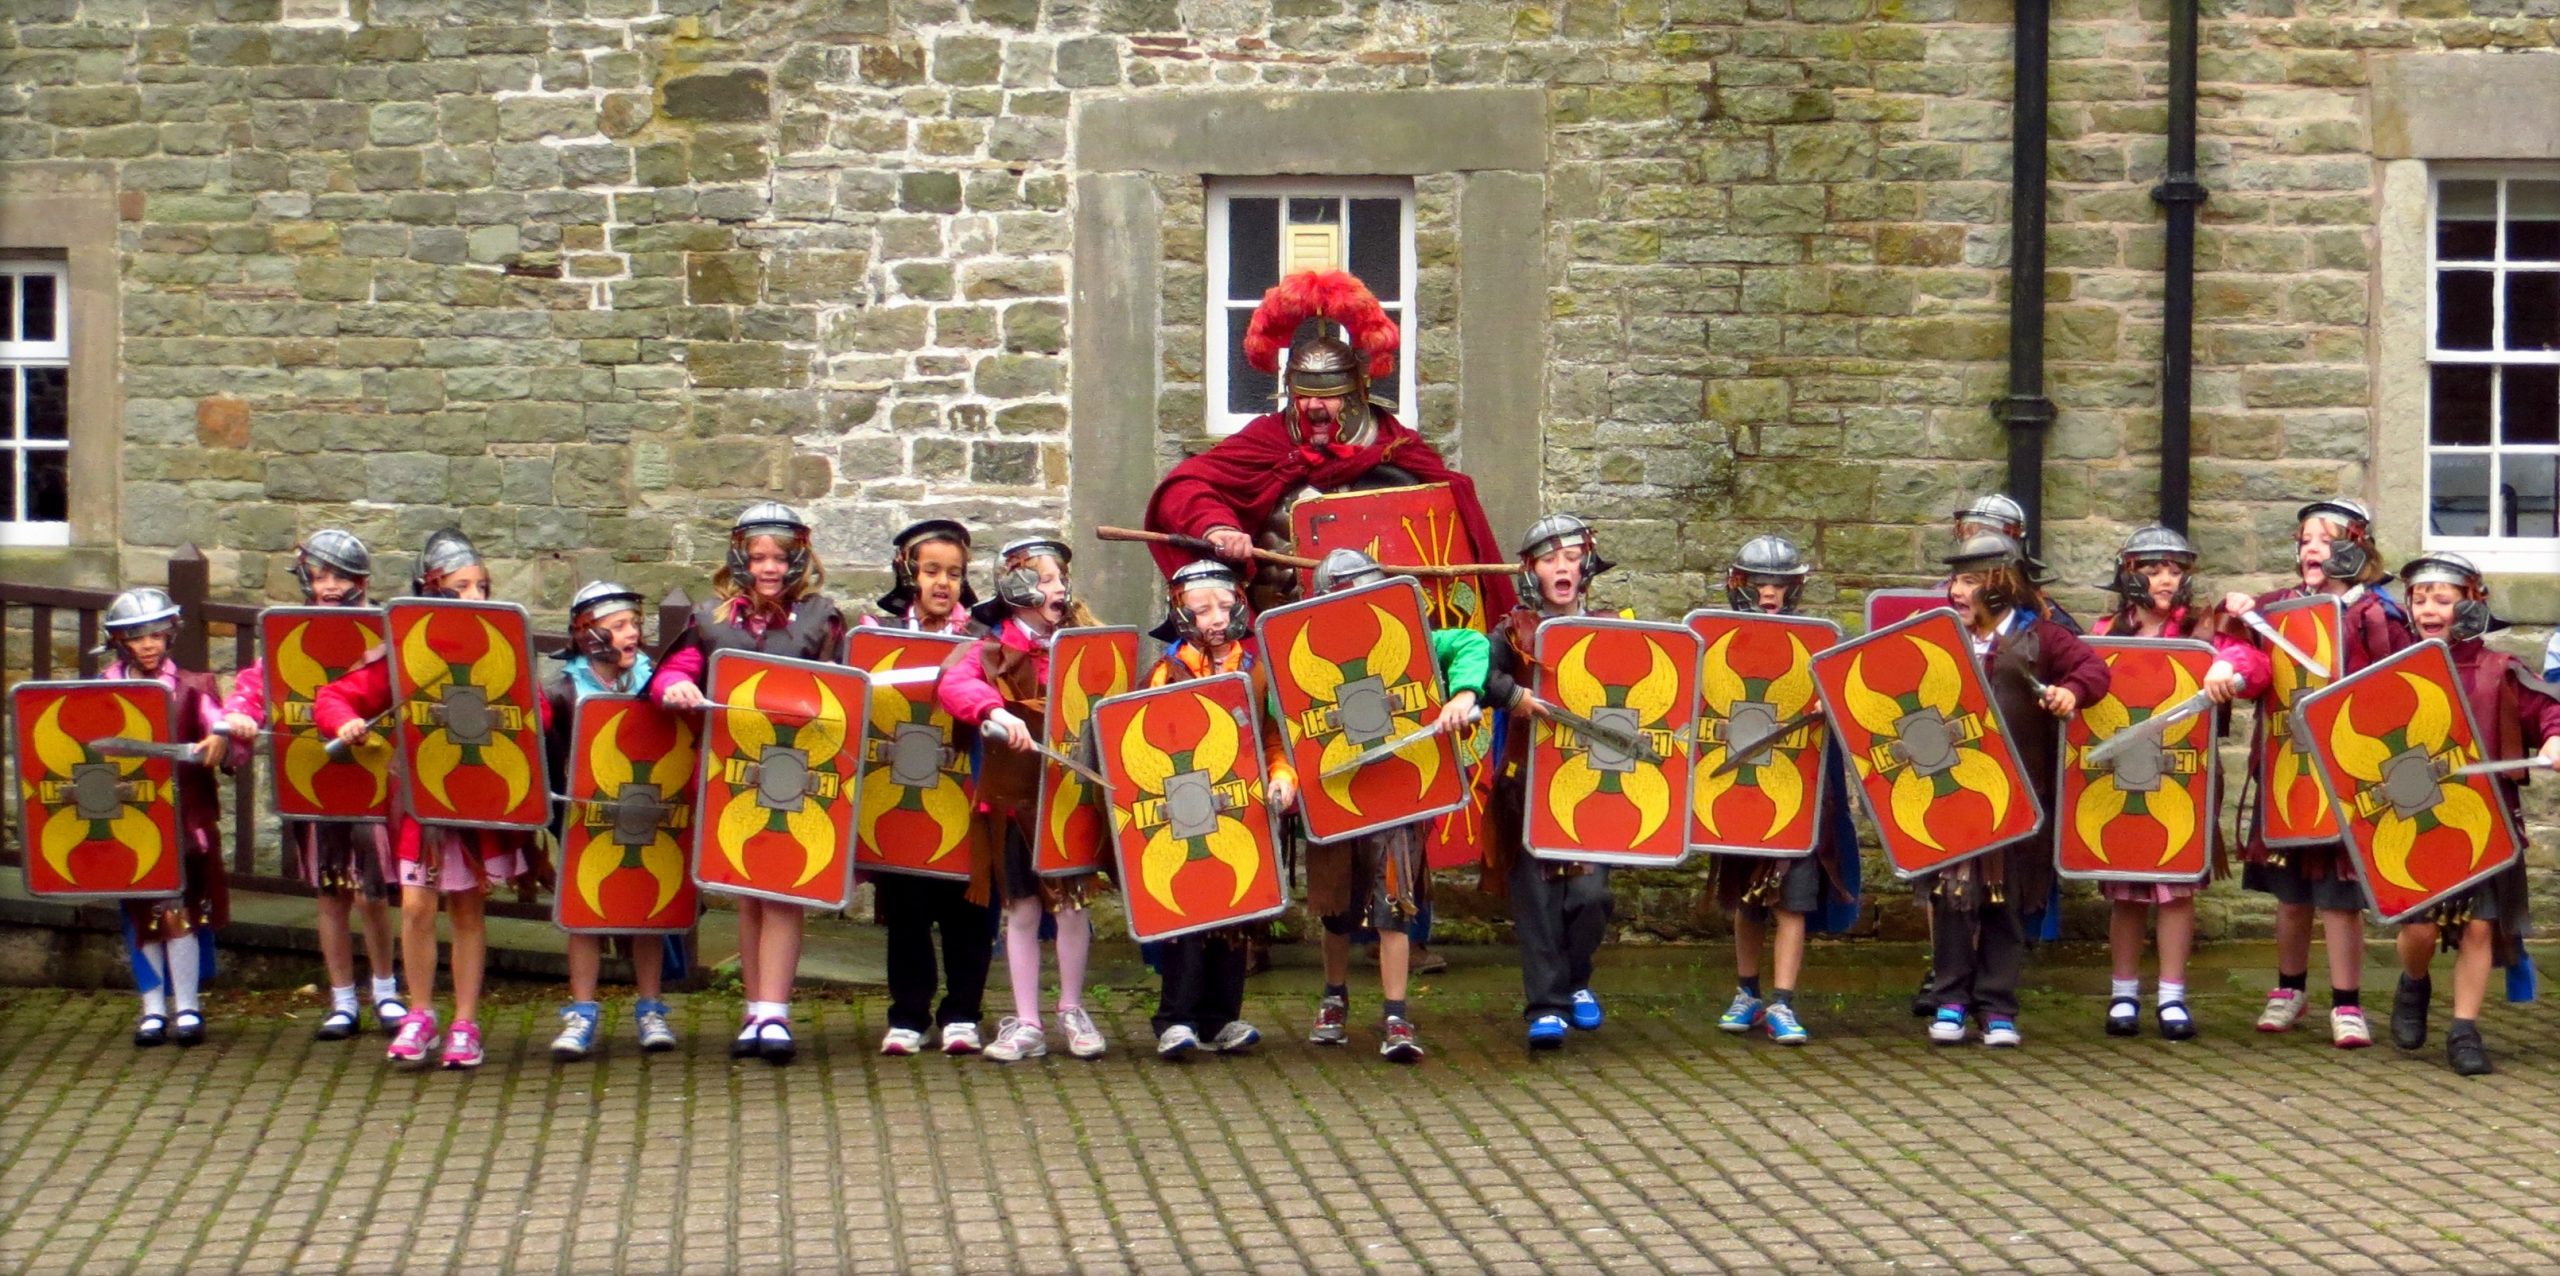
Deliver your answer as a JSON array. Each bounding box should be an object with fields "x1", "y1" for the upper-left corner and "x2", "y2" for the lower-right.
[
  {"x1": 1512, "y1": 854, "x2": 1614, "y2": 1020},
  {"x1": 1152, "y1": 931, "x2": 1249, "y2": 1036},
  {"x1": 1928, "y1": 893, "x2": 2025, "y2": 1020},
  {"x1": 878, "y1": 873, "x2": 994, "y2": 1033}
]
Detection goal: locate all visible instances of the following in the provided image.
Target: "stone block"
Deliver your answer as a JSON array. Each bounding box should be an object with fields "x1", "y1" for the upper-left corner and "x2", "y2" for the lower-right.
[
  {"x1": 686, "y1": 252, "x2": 763, "y2": 305},
  {"x1": 662, "y1": 69, "x2": 769, "y2": 123},
  {"x1": 688, "y1": 342, "x2": 807, "y2": 389}
]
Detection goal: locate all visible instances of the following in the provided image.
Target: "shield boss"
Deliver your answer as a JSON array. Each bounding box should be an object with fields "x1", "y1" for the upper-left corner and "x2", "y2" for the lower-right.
[
  {"x1": 755, "y1": 746, "x2": 811, "y2": 812},
  {"x1": 1335, "y1": 676, "x2": 1393, "y2": 745},
  {"x1": 1164, "y1": 770, "x2": 1221, "y2": 840}
]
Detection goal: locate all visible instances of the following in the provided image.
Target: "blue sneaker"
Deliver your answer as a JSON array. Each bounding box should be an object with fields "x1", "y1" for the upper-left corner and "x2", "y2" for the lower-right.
[
  {"x1": 1717, "y1": 989, "x2": 1766, "y2": 1033},
  {"x1": 1929, "y1": 1005, "x2": 1969, "y2": 1045},
  {"x1": 1764, "y1": 1001, "x2": 1807, "y2": 1045},
  {"x1": 1527, "y1": 1014, "x2": 1567, "y2": 1049},
  {"x1": 550, "y1": 1005, "x2": 600, "y2": 1062},
  {"x1": 1569, "y1": 988, "x2": 1604, "y2": 1031}
]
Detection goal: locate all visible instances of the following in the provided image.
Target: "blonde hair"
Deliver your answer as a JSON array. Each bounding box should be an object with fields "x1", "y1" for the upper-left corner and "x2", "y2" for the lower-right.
[
  {"x1": 2298, "y1": 515, "x2": 2389, "y2": 587},
  {"x1": 713, "y1": 531, "x2": 827, "y2": 619}
]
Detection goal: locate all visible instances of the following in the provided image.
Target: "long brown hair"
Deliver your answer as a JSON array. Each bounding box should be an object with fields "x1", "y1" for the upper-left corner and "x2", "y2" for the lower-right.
[{"x1": 713, "y1": 531, "x2": 827, "y2": 622}]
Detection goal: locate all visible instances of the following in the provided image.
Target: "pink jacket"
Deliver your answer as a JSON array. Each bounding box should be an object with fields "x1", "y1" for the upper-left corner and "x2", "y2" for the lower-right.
[
  {"x1": 934, "y1": 620, "x2": 1045, "y2": 728},
  {"x1": 2091, "y1": 604, "x2": 2272, "y2": 699}
]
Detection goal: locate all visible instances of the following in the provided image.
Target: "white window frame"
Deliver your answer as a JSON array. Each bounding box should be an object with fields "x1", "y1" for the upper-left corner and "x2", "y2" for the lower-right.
[
  {"x1": 1204, "y1": 177, "x2": 1418, "y2": 438},
  {"x1": 0, "y1": 259, "x2": 70, "y2": 549},
  {"x1": 2422, "y1": 168, "x2": 2560, "y2": 571}
]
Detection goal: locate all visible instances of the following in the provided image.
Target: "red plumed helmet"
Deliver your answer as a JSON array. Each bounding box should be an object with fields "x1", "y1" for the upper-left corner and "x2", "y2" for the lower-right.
[{"x1": 1241, "y1": 269, "x2": 1400, "y2": 381}]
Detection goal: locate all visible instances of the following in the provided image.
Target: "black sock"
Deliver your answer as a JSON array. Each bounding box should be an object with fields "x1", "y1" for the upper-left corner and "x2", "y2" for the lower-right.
[
  {"x1": 1324, "y1": 983, "x2": 1348, "y2": 1003},
  {"x1": 1738, "y1": 975, "x2": 1763, "y2": 999},
  {"x1": 2451, "y1": 1016, "x2": 2478, "y2": 1034},
  {"x1": 2402, "y1": 972, "x2": 2432, "y2": 991},
  {"x1": 2332, "y1": 988, "x2": 2361, "y2": 1009},
  {"x1": 1382, "y1": 998, "x2": 1408, "y2": 1021},
  {"x1": 1773, "y1": 988, "x2": 1795, "y2": 1006},
  {"x1": 2278, "y1": 970, "x2": 2309, "y2": 992}
]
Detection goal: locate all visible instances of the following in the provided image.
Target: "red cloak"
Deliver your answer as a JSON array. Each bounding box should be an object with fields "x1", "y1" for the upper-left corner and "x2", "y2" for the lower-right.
[{"x1": 1142, "y1": 410, "x2": 1517, "y2": 615}]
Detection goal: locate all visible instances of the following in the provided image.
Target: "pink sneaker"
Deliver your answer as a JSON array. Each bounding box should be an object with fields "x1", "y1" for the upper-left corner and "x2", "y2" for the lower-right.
[
  {"x1": 387, "y1": 1010, "x2": 440, "y2": 1064},
  {"x1": 440, "y1": 1019, "x2": 485, "y2": 1069}
]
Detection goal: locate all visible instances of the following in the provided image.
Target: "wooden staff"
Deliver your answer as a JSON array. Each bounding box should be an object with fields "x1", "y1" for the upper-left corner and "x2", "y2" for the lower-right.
[{"x1": 1096, "y1": 527, "x2": 1513, "y2": 580}]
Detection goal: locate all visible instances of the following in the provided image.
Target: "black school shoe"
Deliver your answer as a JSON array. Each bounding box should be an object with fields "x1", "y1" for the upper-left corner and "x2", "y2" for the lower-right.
[
  {"x1": 2105, "y1": 997, "x2": 2140, "y2": 1037},
  {"x1": 2390, "y1": 974, "x2": 2431, "y2": 1051},
  {"x1": 1910, "y1": 969, "x2": 1937, "y2": 1018},
  {"x1": 2447, "y1": 1023, "x2": 2492, "y2": 1076}
]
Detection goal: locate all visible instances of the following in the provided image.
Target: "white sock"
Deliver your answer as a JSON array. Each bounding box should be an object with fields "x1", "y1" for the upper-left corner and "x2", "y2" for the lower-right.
[
  {"x1": 769, "y1": 1001, "x2": 791, "y2": 1024},
  {"x1": 142, "y1": 988, "x2": 169, "y2": 1018},
  {"x1": 139, "y1": 942, "x2": 170, "y2": 1016},
  {"x1": 2158, "y1": 981, "x2": 2187, "y2": 1008},
  {"x1": 167, "y1": 932, "x2": 203, "y2": 1013},
  {"x1": 2110, "y1": 978, "x2": 2140, "y2": 1001},
  {"x1": 371, "y1": 975, "x2": 402, "y2": 1005},
  {"x1": 745, "y1": 1000, "x2": 782, "y2": 1022},
  {"x1": 331, "y1": 984, "x2": 360, "y2": 1014}
]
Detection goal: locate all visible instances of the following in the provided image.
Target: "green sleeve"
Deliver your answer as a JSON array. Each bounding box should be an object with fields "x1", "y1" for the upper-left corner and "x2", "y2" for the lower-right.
[{"x1": 1428, "y1": 628, "x2": 1491, "y2": 696}]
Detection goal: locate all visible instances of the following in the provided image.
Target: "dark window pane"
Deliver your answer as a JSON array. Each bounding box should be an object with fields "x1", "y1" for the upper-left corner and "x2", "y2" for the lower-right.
[
  {"x1": 0, "y1": 367, "x2": 14, "y2": 440},
  {"x1": 2437, "y1": 270, "x2": 2494, "y2": 349},
  {"x1": 2430, "y1": 364, "x2": 2493, "y2": 445},
  {"x1": 2504, "y1": 272, "x2": 2560, "y2": 351},
  {"x1": 1349, "y1": 198, "x2": 1402, "y2": 301},
  {"x1": 0, "y1": 276, "x2": 13, "y2": 343},
  {"x1": 2510, "y1": 181, "x2": 2560, "y2": 263},
  {"x1": 2430, "y1": 451, "x2": 2491, "y2": 536},
  {"x1": 22, "y1": 366, "x2": 64, "y2": 441},
  {"x1": 2502, "y1": 364, "x2": 2559, "y2": 445},
  {"x1": 1226, "y1": 307, "x2": 1274, "y2": 415},
  {"x1": 18, "y1": 272, "x2": 56, "y2": 343},
  {"x1": 2506, "y1": 453, "x2": 2557, "y2": 538},
  {"x1": 2438, "y1": 180, "x2": 2498, "y2": 260},
  {"x1": 27, "y1": 448, "x2": 66, "y2": 522},
  {"x1": 1227, "y1": 197, "x2": 1278, "y2": 301},
  {"x1": 0, "y1": 454, "x2": 14, "y2": 520},
  {"x1": 1287, "y1": 198, "x2": 1336, "y2": 226}
]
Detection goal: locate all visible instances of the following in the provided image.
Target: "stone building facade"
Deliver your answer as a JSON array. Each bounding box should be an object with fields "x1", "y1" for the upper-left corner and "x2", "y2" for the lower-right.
[{"x1": 3, "y1": 0, "x2": 2555, "y2": 934}]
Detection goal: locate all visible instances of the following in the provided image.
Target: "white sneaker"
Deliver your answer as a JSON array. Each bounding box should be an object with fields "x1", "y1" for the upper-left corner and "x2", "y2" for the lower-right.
[
  {"x1": 1210, "y1": 1021, "x2": 1261, "y2": 1054},
  {"x1": 1927, "y1": 1006, "x2": 1968, "y2": 1044},
  {"x1": 1156, "y1": 1024, "x2": 1200, "y2": 1059},
  {"x1": 938, "y1": 1022, "x2": 981, "y2": 1055},
  {"x1": 1059, "y1": 1006, "x2": 1107, "y2": 1059},
  {"x1": 2256, "y1": 988, "x2": 2307, "y2": 1032},
  {"x1": 983, "y1": 1017, "x2": 1048, "y2": 1062},
  {"x1": 880, "y1": 1027, "x2": 926, "y2": 1057},
  {"x1": 1981, "y1": 1019, "x2": 2022, "y2": 1048},
  {"x1": 2330, "y1": 1005, "x2": 2372, "y2": 1050}
]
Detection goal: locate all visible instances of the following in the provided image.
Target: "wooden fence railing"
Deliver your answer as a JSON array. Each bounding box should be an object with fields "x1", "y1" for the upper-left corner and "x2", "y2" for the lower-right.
[{"x1": 2, "y1": 544, "x2": 696, "y2": 925}]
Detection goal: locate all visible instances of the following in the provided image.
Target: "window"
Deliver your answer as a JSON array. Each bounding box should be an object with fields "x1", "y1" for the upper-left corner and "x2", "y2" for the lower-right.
[
  {"x1": 0, "y1": 261, "x2": 69, "y2": 548},
  {"x1": 2425, "y1": 173, "x2": 2560, "y2": 563},
  {"x1": 1205, "y1": 178, "x2": 1416, "y2": 437}
]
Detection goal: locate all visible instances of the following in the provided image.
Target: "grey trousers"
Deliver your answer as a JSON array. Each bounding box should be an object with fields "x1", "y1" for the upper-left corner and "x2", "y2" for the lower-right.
[{"x1": 1511, "y1": 855, "x2": 1614, "y2": 1021}]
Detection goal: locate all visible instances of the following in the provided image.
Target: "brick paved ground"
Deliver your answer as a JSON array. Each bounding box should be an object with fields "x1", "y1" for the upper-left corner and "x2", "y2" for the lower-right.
[{"x1": 6, "y1": 967, "x2": 2560, "y2": 1274}]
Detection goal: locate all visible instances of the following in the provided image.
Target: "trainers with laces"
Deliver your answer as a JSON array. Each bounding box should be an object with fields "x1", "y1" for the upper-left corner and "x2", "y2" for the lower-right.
[
  {"x1": 1718, "y1": 990, "x2": 1766, "y2": 1033},
  {"x1": 880, "y1": 1027, "x2": 926, "y2": 1057},
  {"x1": 1309, "y1": 996, "x2": 1349, "y2": 1046},
  {"x1": 387, "y1": 1010, "x2": 441, "y2": 1064},
  {"x1": 2329, "y1": 1005, "x2": 2372, "y2": 1049},
  {"x1": 1210, "y1": 1021, "x2": 1260, "y2": 1054},
  {"x1": 1526, "y1": 1015, "x2": 1566, "y2": 1049},
  {"x1": 1764, "y1": 1002, "x2": 1808, "y2": 1045},
  {"x1": 939, "y1": 1022, "x2": 982, "y2": 1055},
  {"x1": 1928, "y1": 1005, "x2": 1968, "y2": 1045},
  {"x1": 2256, "y1": 987, "x2": 2307, "y2": 1032},
  {"x1": 550, "y1": 1008, "x2": 599, "y2": 1062},
  {"x1": 635, "y1": 1001, "x2": 677, "y2": 1053},
  {"x1": 1380, "y1": 1015, "x2": 1424, "y2": 1063},
  {"x1": 984, "y1": 1017, "x2": 1048, "y2": 1062},
  {"x1": 1981, "y1": 1018, "x2": 2021, "y2": 1048},
  {"x1": 1569, "y1": 988, "x2": 1604, "y2": 1031},
  {"x1": 1059, "y1": 1006, "x2": 1107, "y2": 1060},
  {"x1": 1156, "y1": 1024, "x2": 1200, "y2": 1059},
  {"x1": 440, "y1": 1019, "x2": 485, "y2": 1070}
]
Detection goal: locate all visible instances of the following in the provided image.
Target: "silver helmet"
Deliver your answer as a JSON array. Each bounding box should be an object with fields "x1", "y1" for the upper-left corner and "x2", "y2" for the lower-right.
[
  {"x1": 726, "y1": 501, "x2": 813, "y2": 590},
  {"x1": 103, "y1": 587, "x2": 182, "y2": 637},
  {"x1": 2106, "y1": 524, "x2": 2198, "y2": 605},
  {"x1": 568, "y1": 580, "x2": 646, "y2": 656},
  {"x1": 992, "y1": 538, "x2": 1072, "y2": 609},
  {"x1": 1515, "y1": 513, "x2": 1610, "y2": 598},
  {"x1": 2297, "y1": 496, "x2": 2376, "y2": 582},
  {"x1": 1954, "y1": 493, "x2": 2027, "y2": 537},
  {"x1": 413, "y1": 528, "x2": 483, "y2": 597},
  {"x1": 1165, "y1": 559, "x2": 1250, "y2": 646},
  {"x1": 1726, "y1": 534, "x2": 1810, "y2": 611},
  {"x1": 291, "y1": 528, "x2": 372, "y2": 603},
  {"x1": 1943, "y1": 531, "x2": 2028, "y2": 613},
  {"x1": 2400, "y1": 552, "x2": 2498, "y2": 640},
  {"x1": 2296, "y1": 497, "x2": 2371, "y2": 531},
  {"x1": 1312, "y1": 547, "x2": 1386, "y2": 595}
]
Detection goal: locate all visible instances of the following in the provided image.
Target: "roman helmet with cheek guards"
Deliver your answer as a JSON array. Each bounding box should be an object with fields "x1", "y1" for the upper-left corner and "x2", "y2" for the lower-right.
[
  {"x1": 1954, "y1": 493, "x2": 2028, "y2": 540},
  {"x1": 1943, "y1": 531, "x2": 2030, "y2": 615},
  {"x1": 2105, "y1": 523, "x2": 2199, "y2": 609},
  {"x1": 1157, "y1": 559, "x2": 1252, "y2": 646},
  {"x1": 1311, "y1": 547, "x2": 1387, "y2": 596},
  {"x1": 726, "y1": 501, "x2": 814, "y2": 590},
  {"x1": 1241, "y1": 269, "x2": 1401, "y2": 450},
  {"x1": 1515, "y1": 513, "x2": 1610, "y2": 603},
  {"x1": 290, "y1": 528, "x2": 373, "y2": 605},
  {"x1": 1725, "y1": 534, "x2": 1811, "y2": 612},
  {"x1": 2297, "y1": 496, "x2": 2377, "y2": 582},
  {"x1": 99, "y1": 587, "x2": 183, "y2": 659},
  {"x1": 567, "y1": 580, "x2": 647, "y2": 657},
  {"x1": 973, "y1": 537, "x2": 1072, "y2": 627},
  {"x1": 2399, "y1": 551, "x2": 2501, "y2": 640},
  {"x1": 412, "y1": 527, "x2": 484, "y2": 598}
]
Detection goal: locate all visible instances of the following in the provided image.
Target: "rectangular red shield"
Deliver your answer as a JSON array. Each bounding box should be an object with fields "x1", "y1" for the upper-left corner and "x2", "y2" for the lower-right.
[
  {"x1": 383, "y1": 598, "x2": 549, "y2": 831},
  {"x1": 258, "y1": 606, "x2": 391, "y2": 823},
  {"x1": 1036, "y1": 626, "x2": 1141, "y2": 877},
  {"x1": 692, "y1": 650, "x2": 870, "y2": 910},
  {"x1": 2253, "y1": 592, "x2": 2345, "y2": 849},
  {"x1": 554, "y1": 695, "x2": 701, "y2": 934},
  {"x1": 12, "y1": 680, "x2": 184, "y2": 901},
  {"x1": 1292, "y1": 482, "x2": 1501, "y2": 869},
  {"x1": 2055, "y1": 637, "x2": 2220, "y2": 884},
  {"x1": 2296, "y1": 640, "x2": 2525, "y2": 923},
  {"x1": 1810, "y1": 607, "x2": 2045, "y2": 878},
  {"x1": 845, "y1": 629, "x2": 974, "y2": 881},
  {"x1": 1523, "y1": 618, "x2": 1701, "y2": 866},
  {"x1": 1091, "y1": 673, "x2": 1287, "y2": 942},
  {"x1": 1683, "y1": 609, "x2": 1842, "y2": 859},
  {"x1": 1863, "y1": 588, "x2": 1944, "y2": 634},
  {"x1": 1254, "y1": 575, "x2": 1467, "y2": 845}
]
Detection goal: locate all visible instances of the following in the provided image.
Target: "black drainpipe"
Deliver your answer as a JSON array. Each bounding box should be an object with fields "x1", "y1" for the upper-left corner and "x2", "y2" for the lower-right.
[
  {"x1": 1997, "y1": 0, "x2": 2057, "y2": 557},
  {"x1": 2152, "y1": 0, "x2": 2207, "y2": 535}
]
